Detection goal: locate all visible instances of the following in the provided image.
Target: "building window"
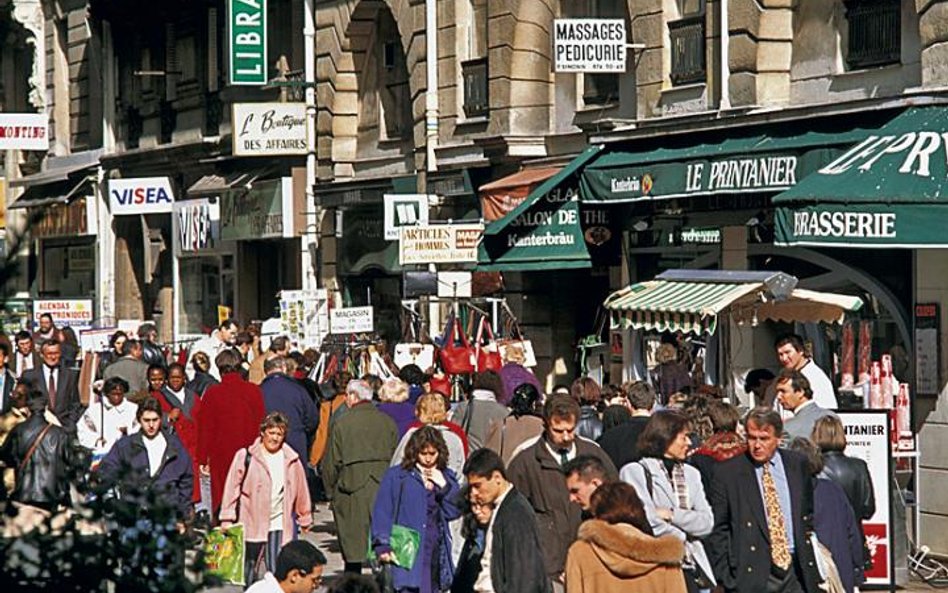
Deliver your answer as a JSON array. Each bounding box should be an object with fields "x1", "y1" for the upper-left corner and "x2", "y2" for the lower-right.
[
  {"x1": 845, "y1": 0, "x2": 900, "y2": 69},
  {"x1": 669, "y1": 14, "x2": 706, "y2": 85},
  {"x1": 583, "y1": 74, "x2": 619, "y2": 105},
  {"x1": 461, "y1": 57, "x2": 488, "y2": 118}
]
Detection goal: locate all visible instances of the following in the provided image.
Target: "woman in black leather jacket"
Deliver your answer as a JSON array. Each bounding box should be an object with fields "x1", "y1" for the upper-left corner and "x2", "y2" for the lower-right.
[
  {"x1": 812, "y1": 415, "x2": 875, "y2": 568},
  {"x1": 571, "y1": 377, "x2": 603, "y2": 441}
]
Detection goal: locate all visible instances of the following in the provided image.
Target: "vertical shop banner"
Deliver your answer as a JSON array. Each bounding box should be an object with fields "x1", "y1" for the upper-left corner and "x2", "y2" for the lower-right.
[
  {"x1": 33, "y1": 299, "x2": 94, "y2": 330},
  {"x1": 837, "y1": 411, "x2": 894, "y2": 588},
  {"x1": 229, "y1": 0, "x2": 267, "y2": 85},
  {"x1": 174, "y1": 199, "x2": 220, "y2": 252}
]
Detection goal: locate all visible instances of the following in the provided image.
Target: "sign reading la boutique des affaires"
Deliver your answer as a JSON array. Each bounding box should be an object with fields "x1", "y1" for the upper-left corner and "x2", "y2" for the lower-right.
[{"x1": 232, "y1": 103, "x2": 308, "y2": 156}]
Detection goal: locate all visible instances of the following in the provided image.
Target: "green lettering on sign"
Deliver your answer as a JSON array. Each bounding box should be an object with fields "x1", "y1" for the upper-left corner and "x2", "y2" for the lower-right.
[{"x1": 229, "y1": 0, "x2": 267, "y2": 86}]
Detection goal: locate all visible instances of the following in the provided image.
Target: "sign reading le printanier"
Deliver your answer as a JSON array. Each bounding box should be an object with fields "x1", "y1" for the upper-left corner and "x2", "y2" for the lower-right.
[
  {"x1": 330, "y1": 306, "x2": 374, "y2": 334},
  {"x1": 229, "y1": 0, "x2": 267, "y2": 85},
  {"x1": 109, "y1": 177, "x2": 175, "y2": 215},
  {"x1": 399, "y1": 224, "x2": 484, "y2": 265},
  {"x1": 553, "y1": 19, "x2": 626, "y2": 73},
  {"x1": 233, "y1": 103, "x2": 307, "y2": 156}
]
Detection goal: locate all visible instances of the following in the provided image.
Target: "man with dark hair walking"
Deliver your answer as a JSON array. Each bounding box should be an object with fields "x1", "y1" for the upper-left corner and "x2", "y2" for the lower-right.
[
  {"x1": 507, "y1": 394, "x2": 617, "y2": 591},
  {"x1": 562, "y1": 455, "x2": 612, "y2": 513},
  {"x1": 246, "y1": 539, "x2": 327, "y2": 593},
  {"x1": 775, "y1": 370, "x2": 835, "y2": 442},
  {"x1": 464, "y1": 448, "x2": 550, "y2": 593},
  {"x1": 707, "y1": 407, "x2": 822, "y2": 593}
]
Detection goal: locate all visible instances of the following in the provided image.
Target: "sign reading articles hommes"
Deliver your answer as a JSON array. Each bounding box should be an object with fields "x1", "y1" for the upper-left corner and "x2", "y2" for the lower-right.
[
  {"x1": 399, "y1": 224, "x2": 484, "y2": 265},
  {"x1": 553, "y1": 19, "x2": 627, "y2": 72},
  {"x1": 330, "y1": 306, "x2": 374, "y2": 334},
  {"x1": 233, "y1": 103, "x2": 308, "y2": 156}
]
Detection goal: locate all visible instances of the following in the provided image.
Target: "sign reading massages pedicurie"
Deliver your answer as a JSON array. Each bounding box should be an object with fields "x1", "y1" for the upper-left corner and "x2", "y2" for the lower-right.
[{"x1": 775, "y1": 127, "x2": 948, "y2": 246}]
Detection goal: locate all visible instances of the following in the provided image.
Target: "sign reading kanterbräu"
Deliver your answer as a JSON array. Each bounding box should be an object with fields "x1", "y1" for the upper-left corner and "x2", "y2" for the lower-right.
[
  {"x1": 233, "y1": 103, "x2": 307, "y2": 155},
  {"x1": 229, "y1": 0, "x2": 267, "y2": 85},
  {"x1": 399, "y1": 224, "x2": 484, "y2": 265}
]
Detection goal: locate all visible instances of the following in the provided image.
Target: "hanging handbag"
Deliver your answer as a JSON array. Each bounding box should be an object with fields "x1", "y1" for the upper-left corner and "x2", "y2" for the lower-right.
[
  {"x1": 497, "y1": 311, "x2": 537, "y2": 368},
  {"x1": 429, "y1": 373, "x2": 452, "y2": 397},
  {"x1": 394, "y1": 313, "x2": 435, "y2": 371},
  {"x1": 439, "y1": 319, "x2": 475, "y2": 375},
  {"x1": 474, "y1": 318, "x2": 503, "y2": 373}
]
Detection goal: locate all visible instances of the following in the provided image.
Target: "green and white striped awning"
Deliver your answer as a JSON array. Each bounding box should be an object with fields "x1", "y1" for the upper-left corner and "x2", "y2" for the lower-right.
[
  {"x1": 605, "y1": 277, "x2": 863, "y2": 335},
  {"x1": 604, "y1": 280, "x2": 761, "y2": 335}
]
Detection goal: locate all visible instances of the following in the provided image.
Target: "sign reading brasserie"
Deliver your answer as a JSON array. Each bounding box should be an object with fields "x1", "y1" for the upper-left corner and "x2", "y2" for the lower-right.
[
  {"x1": 553, "y1": 19, "x2": 627, "y2": 73},
  {"x1": 232, "y1": 103, "x2": 307, "y2": 156},
  {"x1": 229, "y1": 0, "x2": 267, "y2": 85},
  {"x1": 399, "y1": 224, "x2": 483, "y2": 265}
]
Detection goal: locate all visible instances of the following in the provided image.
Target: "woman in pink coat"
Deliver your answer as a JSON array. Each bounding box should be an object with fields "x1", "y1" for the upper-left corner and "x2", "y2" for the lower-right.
[{"x1": 219, "y1": 412, "x2": 313, "y2": 584}]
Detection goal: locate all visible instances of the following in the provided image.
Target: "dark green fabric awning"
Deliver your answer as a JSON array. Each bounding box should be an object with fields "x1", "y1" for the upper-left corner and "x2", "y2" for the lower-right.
[
  {"x1": 581, "y1": 128, "x2": 878, "y2": 203},
  {"x1": 478, "y1": 146, "x2": 603, "y2": 271},
  {"x1": 774, "y1": 107, "x2": 948, "y2": 247}
]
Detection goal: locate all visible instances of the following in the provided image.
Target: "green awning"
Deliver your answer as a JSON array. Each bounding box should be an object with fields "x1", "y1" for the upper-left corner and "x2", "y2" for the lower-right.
[
  {"x1": 478, "y1": 146, "x2": 603, "y2": 271},
  {"x1": 581, "y1": 127, "x2": 879, "y2": 203},
  {"x1": 605, "y1": 270, "x2": 863, "y2": 335},
  {"x1": 605, "y1": 280, "x2": 761, "y2": 334},
  {"x1": 774, "y1": 106, "x2": 948, "y2": 247}
]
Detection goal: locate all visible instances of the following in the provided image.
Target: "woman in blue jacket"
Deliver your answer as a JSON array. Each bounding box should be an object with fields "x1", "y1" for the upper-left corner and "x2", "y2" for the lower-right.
[{"x1": 372, "y1": 425, "x2": 462, "y2": 593}]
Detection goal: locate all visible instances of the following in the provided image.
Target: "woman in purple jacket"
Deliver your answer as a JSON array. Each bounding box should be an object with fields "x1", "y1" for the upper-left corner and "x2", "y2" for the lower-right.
[
  {"x1": 377, "y1": 378, "x2": 417, "y2": 438},
  {"x1": 372, "y1": 425, "x2": 462, "y2": 593}
]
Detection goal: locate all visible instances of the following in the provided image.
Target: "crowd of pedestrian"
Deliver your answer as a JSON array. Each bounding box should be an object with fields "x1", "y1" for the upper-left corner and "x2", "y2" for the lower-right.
[{"x1": 0, "y1": 320, "x2": 878, "y2": 593}]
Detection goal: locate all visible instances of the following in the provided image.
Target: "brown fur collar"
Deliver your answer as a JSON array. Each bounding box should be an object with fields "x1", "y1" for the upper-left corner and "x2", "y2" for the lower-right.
[{"x1": 577, "y1": 519, "x2": 684, "y2": 567}]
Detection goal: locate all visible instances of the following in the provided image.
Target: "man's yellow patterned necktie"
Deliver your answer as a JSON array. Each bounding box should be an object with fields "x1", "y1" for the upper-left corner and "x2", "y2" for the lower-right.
[{"x1": 762, "y1": 463, "x2": 792, "y2": 570}]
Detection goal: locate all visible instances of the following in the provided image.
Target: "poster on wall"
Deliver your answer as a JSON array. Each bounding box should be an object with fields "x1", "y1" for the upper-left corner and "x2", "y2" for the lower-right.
[
  {"x1": 33, "y1": 299, "x2": 94, "y2": 330},
  {"x1": 914, "y1": 303, "x2": 939, "y2": 396},
  {"x1": 837, "y1": 411, "x2": 894, "y2": 588},
  {"x1": 279, "y1": 289, "x2": 329, "y2": 349}
]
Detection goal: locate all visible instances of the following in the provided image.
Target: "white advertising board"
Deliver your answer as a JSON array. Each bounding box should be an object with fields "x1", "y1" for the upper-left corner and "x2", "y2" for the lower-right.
[
  {"x1": 553, "y1": 19, "x2": 627, "y2": 73},
  {"x1": 232, "y1": 102, "x2": 308, "y2": 156},
  {"x1": 837, "y1": 410, "x2": 894, "y2": 588},
  {"x1": 330, "y1": 306, "x2": 374, "y2": 334},
  {"x1": 399, "y1": 224, "x2": 483, "y2": 265},
  {"x1": 0, "y1": 113, "x2": 49, "y2": 150},
  {"x1": 279, "y1": 289, "x2": 329, "y2": 349},
  {"x1": 33, "y1": 298, "x2": 94, "y2": 329},
  {"x1": 383, "y1": 194, "x2": 430, "y2": 240},
  {"x1": 109, "y1": 177, "x2": 175, "y2": 215}
]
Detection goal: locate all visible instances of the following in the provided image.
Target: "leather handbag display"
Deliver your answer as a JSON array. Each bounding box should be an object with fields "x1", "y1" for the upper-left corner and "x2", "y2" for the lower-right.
[
  {"x1": 474, "y1": 318, "x2": 503, "y2": 372},
  {"x1": 439, "y1": 318, "x2": 475, "y2": 374}
]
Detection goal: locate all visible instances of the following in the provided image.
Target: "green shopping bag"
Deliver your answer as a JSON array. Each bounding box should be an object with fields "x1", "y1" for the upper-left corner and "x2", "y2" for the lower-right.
[
  {"x1": 203, "y1": 523, "x2": 246, "y2": 585},
  {"x1": 367, "y1": 523, "x2": 421, "y2": 570}
]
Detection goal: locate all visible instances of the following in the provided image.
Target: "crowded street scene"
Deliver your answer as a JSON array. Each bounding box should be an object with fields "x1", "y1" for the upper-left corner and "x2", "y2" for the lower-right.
[{"x1": 4, "y1": 0, "x2": 948, "y2": 592}]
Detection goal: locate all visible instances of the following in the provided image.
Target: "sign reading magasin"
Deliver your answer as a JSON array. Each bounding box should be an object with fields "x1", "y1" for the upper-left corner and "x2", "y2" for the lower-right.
[
  {"x1": 232, "y1": 103, "x2": 308, "y2": 156},
  {"x1": 330, "y1": 306, "x2": 374, "y2": 334}
]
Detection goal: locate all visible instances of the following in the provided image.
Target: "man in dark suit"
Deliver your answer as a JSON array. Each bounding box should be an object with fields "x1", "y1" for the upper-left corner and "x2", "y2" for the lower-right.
[
  {"x1": 707, "y1": 407, "x2": 822, "y2": 593},
  {"x1": 12, "y1": 330, "x2": 41, "y2": 379},
  {"x1": 464, "y1": 448, "x2": 551, "y2": 593},
  {"x1": 21, "y1": 338, "x2": 83, "y2": 429}
]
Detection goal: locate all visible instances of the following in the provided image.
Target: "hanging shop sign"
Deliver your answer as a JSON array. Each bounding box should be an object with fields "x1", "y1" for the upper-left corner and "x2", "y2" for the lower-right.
[
  {"x1": 173, "y1": 198, "x2": 220, "y2": 252},
  {"x1": 33, "y1": 298, "x2": 94, "y2": 329},
  {"x1": 553, "y1": 19, "x2": 627, "y2": 73},
  {"x1": 108, "y1": 177, "x2": 175, "y2": 215},
  {"x1": 836, "y1": 411, "x2": 894, "y2": 588},
  {"x1": 329, "y1": 306, "x2": 374, "y2": 334},
  {"x1": 0, "y1": 113, "x2": 49, "y2": 150},
  {"x1": 383, "y1": 194, "x2": 430, "y2": 240},
  {"x1": 219, "y1": 178, "x2": 295, "y2": 240},
  {"x1": 915, "y1": 303, "x2": 940, "y2": 396},
  {"x1": 399, "y1": 223, "x2": 484, "y2": 265},
  {"x1": 33, "y1": 198, "x2": 89, "y2": 238},
  {"x1": 228, "y1": 0, "x2": 267, "y2": 85},
  {"x1": 280, "y1": 289, "x2": 330, "y2": 348},
  {"x1": 232, "y1": 103, "x2": 307, "y2": 156}
]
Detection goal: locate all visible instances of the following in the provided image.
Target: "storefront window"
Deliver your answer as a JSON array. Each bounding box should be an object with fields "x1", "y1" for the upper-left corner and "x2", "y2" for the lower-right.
[
  {"x1": 179, "y1": 257, "x2": 222, "y2": 335},
  {"x1": 40, "y1": 240, "x2": 96, "y2": 297}
]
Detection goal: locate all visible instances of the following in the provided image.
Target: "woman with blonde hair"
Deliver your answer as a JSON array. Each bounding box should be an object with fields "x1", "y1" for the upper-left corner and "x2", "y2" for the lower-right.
[
  {"x1": 390, "y1": 393, "x2": 468, "y2": 478},
  {"x1": 378, "y1": 378, "x2": 417, "y2": 438}
]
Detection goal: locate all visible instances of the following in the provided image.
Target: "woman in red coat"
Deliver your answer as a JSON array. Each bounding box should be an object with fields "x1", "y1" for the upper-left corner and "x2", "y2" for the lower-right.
[{"x1": 196, "y1": 349, "x2": 266, "y2": 518}]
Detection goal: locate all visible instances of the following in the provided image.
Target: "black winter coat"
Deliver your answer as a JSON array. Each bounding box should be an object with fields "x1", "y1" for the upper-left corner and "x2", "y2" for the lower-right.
[
  {"x1": 576, "y1": 406, "x2": 603, "y2": 441},
  {"x1": 489, "y1": 488, "x2": 552, "y2": 593},
  {"x1": 0, "y1": 415, "x2": 73, "y2": 508}
]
